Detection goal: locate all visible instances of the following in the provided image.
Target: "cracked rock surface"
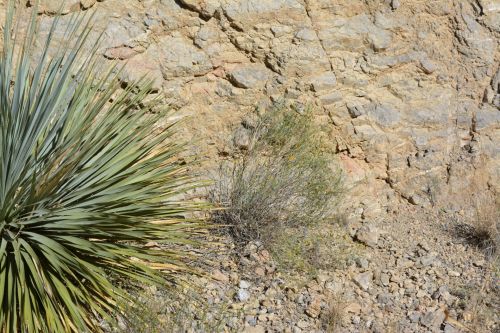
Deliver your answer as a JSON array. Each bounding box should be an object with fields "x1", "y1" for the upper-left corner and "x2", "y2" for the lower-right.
[{"x1": 18, "y1": 0, "x2": 498, "y2": 213}]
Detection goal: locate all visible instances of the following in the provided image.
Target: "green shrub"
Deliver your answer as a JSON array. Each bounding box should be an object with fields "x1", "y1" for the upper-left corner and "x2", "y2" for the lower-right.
[
  {"x1": 270, "y1": 222, "x2": 360, "y2": 276},
  {"x1": 211, "y1": 103, "x2": 343, "y2": 246},
  {"x1": 0, "y1": 3, "x2": 205, "y2": 332}
]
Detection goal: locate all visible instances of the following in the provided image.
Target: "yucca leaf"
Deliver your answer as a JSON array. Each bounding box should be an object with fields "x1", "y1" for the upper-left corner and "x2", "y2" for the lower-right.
[{"x1": 0, "y1": 2, "x2": 207, "y2": 332}]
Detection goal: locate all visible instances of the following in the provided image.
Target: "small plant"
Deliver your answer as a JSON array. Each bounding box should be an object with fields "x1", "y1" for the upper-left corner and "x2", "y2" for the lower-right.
[
  {"x1": 211, "y1": 103, "x2": 343, "y2": 247},
  {"x1": 454, "y1": 196, "x2": 499, "y2": 257},
  {"x1": 472, "y1": 201, "x2": 499, "y2": 257},
  {"x1": 321, "y1": 295, "x2": 345, "y2": 333},
  {"x1": 269, "y1": 219, "x2": 359, "y2": 275},
  {"x1": 116, "y1": 286, "x2": 239, "y2": 333},
  {"x1": 0, "y1": 3, "x2": 205, "y2": 332}
]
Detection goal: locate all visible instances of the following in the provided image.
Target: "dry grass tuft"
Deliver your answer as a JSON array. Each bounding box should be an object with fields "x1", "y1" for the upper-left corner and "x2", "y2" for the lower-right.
[
  {"x1": 321, "y1": 295, "x2": 345, "y2": 333},
  {"x1": 454, "y1": 197, "x2": 499, "y2": 257}
]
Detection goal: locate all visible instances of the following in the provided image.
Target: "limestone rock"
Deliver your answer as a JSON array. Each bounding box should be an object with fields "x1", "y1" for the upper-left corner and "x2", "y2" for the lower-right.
[
  {"x1": 27, "y1": 0, "x2": 81, "y2": 14},
  {"x1": 178, "y1": 0, "x2": 220, "y2": 18},
  {"x1": 355, "y1": 225, "x2": 380, "y2": 247},
  {"x1": 80, "y1": 0, "x2": 96, "y2": 9},
  {"x1": 309, "y1": 72, "x2": 337, "y2": 92},
  {"x1": 420, "y1": 308, "x2": 446, "y2": 329},
  {"x1": 228, "y1": 64, "x2": 271, "y2": 89},
  {"x1": 353, "y1": 272, "x2": 373, "y2": 291},
  {"x1": 305, "y1": 296, "x2": 322, "y2": 318},
  {"x1": 237, "y1": 289, "x2": 250, "y2": 302},
  {"x1": 243, "y1": 325, "x2": 265, "y2": 333}
]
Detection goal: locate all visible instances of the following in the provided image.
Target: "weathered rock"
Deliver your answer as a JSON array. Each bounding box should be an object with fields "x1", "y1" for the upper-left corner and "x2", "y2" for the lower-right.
[
  {"x1": 104, "y1": 46, "x2": 140, "y2": 60},
  {"x1": 233, "y1": 127, "x2": 251, "y2": 150},
  {"x1": 28, "y1": 0, "x2": 80, "y2": 14},
  {"x1": 243, "y1": 325, "x2": 266, "y2": 333},
  {"x1": 355, "y1": 225, "x2": 380, "y2": 247},
  {"x1": 228, "y1": 64, "x2": 271, "y2": 89},
  {"x1": 178, "y1": 0, "x2": 220, "y2": 18},
  {"x1": 355, "y1": 257, "x2": 369, "y2": 269},
  {"x1": 369, "y1": 30, "x2": 393, "y2": 51},
  {"x1": 444, "y1": 323, "x2": 460, "y2": 333},
  {"x1": 239, "y1": 280, "x2": 251, "y2": 289},
  {"x1": 212, "y1": 270, "x2": 229, "y2": 282},
  {"x1": 420, "y1": 308, "x2": 446, "y2": 329},
  {"x1": 353, "y1": 272, "x2": 373, "y2": 291},
  {"x1": 80, "y1": 0, "x2": 96, "y2": 9},
  {"x1": 420, "y1": 58, "x2": 437, "y2": 74},
  {"x1": 237, "y1": 289, "x2": 251, "y2": 302},
  {"x1": 475, "y1": 105, "x2": 500, "y2": 132},
  {"x1": 309, "y1": 72, "x2": 337, "y2": 92},
  {"x1": 305, "y1": 296, "x2": 322, "y2": 318}
]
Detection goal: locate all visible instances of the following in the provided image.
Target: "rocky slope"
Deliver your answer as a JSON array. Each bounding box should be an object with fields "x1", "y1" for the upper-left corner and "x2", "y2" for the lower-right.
[
  {"x1": 3, "y1": 0, "x2": 499, "y2": 332},
  {"x1": 128, "y1": 204, "x2": 498, "y2": 332}
]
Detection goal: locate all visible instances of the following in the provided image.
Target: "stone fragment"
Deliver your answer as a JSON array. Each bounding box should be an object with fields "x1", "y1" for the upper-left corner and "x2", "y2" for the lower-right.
[
  {"x1": 356, "y1": 257, "x2": 369, "y2": 269},
  {"x1": 254, "y1": 267, "x2": 266, "y2": 276},
  {"x1": 239, "y1": 280, "x2": 251, "y2": 289},
  {"x1": 353, "y1": 272, "x2": 373, "y2": 291},
  {"x1": 237, "y1": 289, "x2": 251, "y2": 302},
  {"x1": 370, "y1": 104, "x2": 401, "y2": 127},
  {"x1": 104, "y1": 47, "x2": 139, "y2": 60},
  {"x1": 243, "y1": 325, "x2": 265, "y2": 333},
  {"x1": 319, "y1": 92, "x2": 342, "y2": 105},
  {"x1": 310, "y1": 72, "x2": 337, "y2": 92},
  {"x1": 233, "y1": 127, "x2": 251, "y2": 150},
  {"x1": 305, "y1": 296, "x2": 322, "y2": 318},
  {"x1": 158, "y1": 37, "x2": 213, "y2": 78},
  {"x1": 380, "y1": 273, "x2": 390, "y2": 286},
  {"x1": 295, "y1": 28, "x2": 317, "y2": 41},
  {"x1": 419, "y1": 255, "x2": 436, "y2": 267},
  {"x1": 420, "y1": 309, "x2": 446, "y2": 329},
  {"x1": 376, "y1": 293, "x2": 392, "y2": 304},
  {"x1": 420, "y1": 59, "x2": 437, "y2": 74},
  {"x1": 228, "y1": 64, "x2": 270, "y2": 89},
  {"x1": 444, "y1": 323, "x2": 460, "y2": 333},
  {"x1": 369, "y1": 30, "x2": 392, "y2": 51},
  {"x1": 270, "y1": 25, "x2": 293, "y2": 37},
  {"x1": 296, "y1": 319, "x2": 310, "y2": 329},
  {"x1": 408, "y1": 311, "x2": 420, "y2": 323},
  {"x1": 475, "y1": 105, "x2": 500, "y2": 132},
  {"x1": 178, "y1": 0, "x2": 220, "y2": 18},
  {"x1": 396, "y1": 257, "x2": 415, "y2": 268},
  {"x1": 391, "y1": 0, "x2": 400, "y2": 10},
  {"x1": 355, "y1": 225, "x2": 380, "y2": 247},
  {"x1": 347, "y1": 104, "x2": 364, "y2": 118},
  {"x1": 212, "y1": 270, "x2": 229, "y2": 282},
  {"x1": 80, "y1": 0, "x2": 96, "y2": 9},
  {"x1": 28, "y1": 0, "x2": 80, "y2": 14},
  {"x1": 345, "y1": 302, "x2": 362, "y2": 314}
]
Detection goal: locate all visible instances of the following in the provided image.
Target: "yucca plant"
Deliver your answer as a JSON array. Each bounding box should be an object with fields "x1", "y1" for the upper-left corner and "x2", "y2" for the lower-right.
[{"x1": 0, "y1": 2, "x2": 206, "y2": 332}]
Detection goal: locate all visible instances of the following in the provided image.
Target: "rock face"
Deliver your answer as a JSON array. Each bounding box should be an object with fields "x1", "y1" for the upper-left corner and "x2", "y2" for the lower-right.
[{"x1": 16, "y1": 0, "x2": 499, "y2": 213}]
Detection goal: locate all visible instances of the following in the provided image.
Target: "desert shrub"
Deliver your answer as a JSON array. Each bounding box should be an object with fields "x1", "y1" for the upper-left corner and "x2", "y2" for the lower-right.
[
  {"x1": 472, "y1": 201, "x2": 499, "y2": 256},
  {"x1": 211, "y1": 104, "x2": 343, "y2": 246},
  {"x1": 0, "y1": 3, "x2": 205, "y2": 332},
  {"x1": 270, "y1": 221, "x2": 360, "y2": 275},
  {"x1": 454, "y1": 196, "x2": 499, "y2": 257}
]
